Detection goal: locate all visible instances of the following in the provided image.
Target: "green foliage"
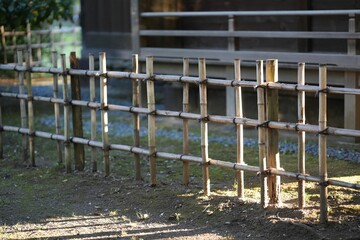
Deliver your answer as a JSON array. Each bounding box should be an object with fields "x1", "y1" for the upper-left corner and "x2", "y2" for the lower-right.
[{"x1": 0, "y1": 0, "x2": 73, "y2": 30}]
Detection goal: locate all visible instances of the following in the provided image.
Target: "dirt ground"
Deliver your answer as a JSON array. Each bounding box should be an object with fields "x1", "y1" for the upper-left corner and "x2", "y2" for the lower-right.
[{"x1": 0, "y1": 158, "x2": 359, "y2": 240}]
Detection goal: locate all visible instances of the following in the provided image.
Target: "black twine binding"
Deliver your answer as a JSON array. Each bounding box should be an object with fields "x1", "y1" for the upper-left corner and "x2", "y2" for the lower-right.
[
  {"x1": 198, "y1": 115, "x2": 209, "y2": 123},
  {"x1": 179, "y1": 75, "x2": 184, "y2": 83},
  {"x1": 315, "y1": 87, "x2": 328, "y2": 97},
  {"x1": 317, "y1": 127, "x2": 329, "y2": 136},
  {"x1": 256, "y1": 120, "x2": 270, "y2": 129}
]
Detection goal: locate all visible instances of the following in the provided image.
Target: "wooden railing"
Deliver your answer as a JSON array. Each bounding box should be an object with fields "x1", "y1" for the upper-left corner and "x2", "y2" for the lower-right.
[
  {"x1": 131, "y1": 8, "x2": 360, "y2": 70},
  {"x1": 0, "y1": 51, "x2": 359, "y2": 224}
]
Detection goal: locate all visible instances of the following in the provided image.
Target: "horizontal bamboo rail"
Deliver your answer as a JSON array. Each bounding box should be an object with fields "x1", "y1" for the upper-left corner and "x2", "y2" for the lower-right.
[{"x1": 1, "y1": 52, "x2": 360, "y2": 223}]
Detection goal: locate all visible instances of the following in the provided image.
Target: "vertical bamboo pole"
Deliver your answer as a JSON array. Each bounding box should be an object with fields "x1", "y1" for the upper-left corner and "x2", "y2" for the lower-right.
[
  {"x1": 70, "y1": 52, "x2": 85, "y2": 171},
  {"x1": 26, "y1": 23, "x2": 32, "y2": 64},
  {"x1": 132, "y1": 54, "x2": 141, "y2": 180},
  {"x1": 61, "y1": 54, "x2": 71, "y2": 173},
  {"x1": 297, "y1": 63, "x2": 306, "y2": 209},
  {"x1": 89, "y1": 53, "x2": 97, "y2": 172},
  {"x1": 100, "y1": 52, "x2": 110, "y2": 176},
  {"x1": 52, "y1": 51, "x2": 63, "y2": 164},
  {"x1": 18, "y1": 50, "x2": 28, "y2": 163},
  {"x1": 12, "y1": 32, "x2": 17, "y2": 63},
  {"x1": 1, "y1": 26, "x2": 7, "y2": 64},
  {"x1": 266, "y1": 59, "x2": 281, "y2": 206},
  {"x1": 256, "y1": 60, "x2": 268, "y2": 207},
  {"x1": 234, "y1": 58, "x2": 244, "y2": 198},
  {"x1": 199, "y1": 58, "x2": 210, "y2": 196},
  {"x1": 25, "y1": 50, "x2": 35, "y2": 167},
  {"x1": 319, "y1": 64, "x2": 328, "y2": 223},
  {"x1": 36, "y1": 35, "x2": 41, "y2": 64},
  {"x1": 146, "y1": 56, "x2": 157, "y2": 186},
  {"x1": 182, "y1": 58, "x2": 190, "y2": 186}
]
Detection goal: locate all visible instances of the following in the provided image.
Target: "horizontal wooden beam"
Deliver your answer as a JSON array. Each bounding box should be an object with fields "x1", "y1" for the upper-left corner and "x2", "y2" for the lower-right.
[
  {"x1": 140, "y1": 30, "x2": 360, "y2": 40},
  {"x1": 141, "y1": 47, "x2": 360, "y2": 70}
]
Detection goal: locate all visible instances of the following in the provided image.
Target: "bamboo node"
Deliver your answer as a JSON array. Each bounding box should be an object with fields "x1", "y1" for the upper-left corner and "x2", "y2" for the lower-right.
[
  {"x1": 256, "y1": 120, "x2": 270, "y2": 129},
  {"x1": 315, "y1": 87, "x2": 329, "y2": 97},
  {"x1": 317, "y1": 127, "x2": 329, "y2": 136}
]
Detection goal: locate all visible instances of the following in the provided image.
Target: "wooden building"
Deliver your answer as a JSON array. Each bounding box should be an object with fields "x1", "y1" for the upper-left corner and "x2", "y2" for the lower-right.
[{"x1": 80, "y1": 0, "x2": 360, "y2": 133}]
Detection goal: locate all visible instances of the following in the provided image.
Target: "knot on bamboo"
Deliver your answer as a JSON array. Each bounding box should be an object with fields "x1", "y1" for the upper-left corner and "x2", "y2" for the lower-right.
[
  {"x1": 256, "y1": 120, "x2": 270, "y2": 129},
  {"x1": 254, "y1": 84, "x2": 267, "y2": 90},
  {"x1": 149, "y1": 151, "x2": 157, "y2": 158},
  {"x1": 315, "y1": 87, "x2": 329, "y2": 97},
  {"x1": 100, "y1": 72, "x2": 108, "y2": 78},
  {"x1": 230, "y1": 79, "x2": 240, "y2": 87},
  {"x1": 143, "y1": 75, "x2": 156, "y2": 82},
  {"x1": 257, "y1": 169, "x2": 271, "y2": 176},
  {"x1": 63, "y1": 100, "x2": 71, "y2": 106},
  {"x1": 100, "y1": 104, "x2": 109, "y2": 111},
  {"x1": 148, "y1": 110, "x2": 157, "y2": 115},
  {"x1": 318, "y1": 181, "x2": 329, "y2": 187},
  {"x1": 317, "y1": 127, "x2": 329, "y2": 136},
  {"x1": 198, "y1": 115, "x2": 210, "y2": 123},
  {"x1": 198, "y1": 78, "x2": 208, "y2": 85}
]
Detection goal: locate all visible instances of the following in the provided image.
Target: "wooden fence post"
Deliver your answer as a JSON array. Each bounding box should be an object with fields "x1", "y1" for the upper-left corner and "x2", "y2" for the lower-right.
[
  {"x1": 61, "y1": 53, "x2": 71, "y2": 173},
  {"x1": 25, "y1": 50, "x2": 35, "y2": 167},
  {"x1": 26, "y1": 23, "x2": 32, "y2": 64},
  {"x1": 146, "y1": 56, "x2": 157, "y2": 186},
  {"x1": 234, "y1": 58, "x2": 244, "y2": 199},
  {"x1": 298, "y1": 62, "x2": 306, "y2": 209},
  {"x1": 52, "y1": 51, "x2": 63, "y2": 164},
  {"x1": 256, "y1": 60, "x2": 268, "y2": 207},
  {"x1": 132, "y1": 54, "x2": 142, "y2": 180},
  {"x1": 99, "y1": 52, "x2": 110, "y2": 176},
  {"x1": 319, "y1": 64, "x2": 328, "y2": 223},
  {"x1": 1, "y1": 26, "x2": 7, "y2": 64},
  {"x1": 70, "y1": 52, "x2": 85, "y2": 171},
  {"x1": 199, "y1": 58, "x2": 210, "y2": 196},
  {"x1": 17, "y1": 50, "x2": 28, "y2": 163},
  {"x1": 89, "y1": 53, "x2": 97, "y2": 172},
  {"x1": 182, "y1": 57, "x2": 190, "y2": 186},
  {"x1": 266, "y1": 59, "x2": 281, "y2": 206}
]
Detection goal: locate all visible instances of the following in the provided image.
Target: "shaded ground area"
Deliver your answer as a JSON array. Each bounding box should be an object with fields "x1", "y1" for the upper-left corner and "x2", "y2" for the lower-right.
[{"x1": 0, "y1": 156, "x2": 359, "y2": 240}]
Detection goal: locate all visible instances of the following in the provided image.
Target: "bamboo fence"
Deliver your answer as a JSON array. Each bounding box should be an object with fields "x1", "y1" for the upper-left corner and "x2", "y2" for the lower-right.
[
  {"x1": 0, "y1": 23, "x2": 81, "y2": 65},
  {"x1": 0, "y1": 51, "x2": 360, "y2": 223}
]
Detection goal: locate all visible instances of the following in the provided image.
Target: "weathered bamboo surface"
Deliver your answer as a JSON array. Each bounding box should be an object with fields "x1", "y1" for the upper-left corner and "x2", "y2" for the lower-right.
[{"x1": 0, "y1": 52, "x2": 359, "y2": 225}]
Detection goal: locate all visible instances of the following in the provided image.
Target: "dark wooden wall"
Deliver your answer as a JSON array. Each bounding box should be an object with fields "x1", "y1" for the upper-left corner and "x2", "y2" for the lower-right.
[{"x1": 80, "y1": 0, "x2": 360, "y2": 57}]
